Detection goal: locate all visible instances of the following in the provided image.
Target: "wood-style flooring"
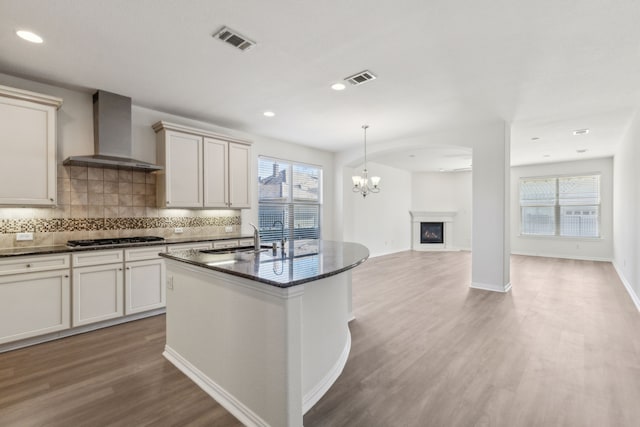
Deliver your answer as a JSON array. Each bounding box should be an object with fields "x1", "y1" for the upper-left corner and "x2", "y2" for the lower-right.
[{"x1": 1, "y1": 251, "x2": 639, "y2": 426}]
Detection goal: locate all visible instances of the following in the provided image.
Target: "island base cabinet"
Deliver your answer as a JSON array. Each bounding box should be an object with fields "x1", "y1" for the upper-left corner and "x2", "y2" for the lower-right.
[
  {"x1": 72, "y1": 264, "x2": 124, "y2": 327},
  {"x1": 0, "y1": 270, "x2": 70, "y2": 345},
  {"x1": 125, "y1": 259, "x2": 166, "y2": 315}
]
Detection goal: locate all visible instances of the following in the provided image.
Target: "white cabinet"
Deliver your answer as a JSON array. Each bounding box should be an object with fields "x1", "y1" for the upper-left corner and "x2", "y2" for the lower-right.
[
  {"x1": 124, "y1": 247, "x2": 166, "y2": 315},
  {"x1": 72, "y1": 263, "x2": 124, "y2": 327},
  {"x1": 153, "y1": 121, "x2": 252, "y2": 209},
  {"x1": 72, "y1": 249, "x2": 124, "y2": 327},
  {"x1": 167, "y1": 242, "x2": 212, "y2": 253},
  {"x1": 0, "y1": 85, "x2": 62, "y2": 206},
  {"x1": 155, "y1": 130, "x2": 203, "y2": 208},
  {"x1": 0, "y1": 254, "x2": 71, "y2": 344}
]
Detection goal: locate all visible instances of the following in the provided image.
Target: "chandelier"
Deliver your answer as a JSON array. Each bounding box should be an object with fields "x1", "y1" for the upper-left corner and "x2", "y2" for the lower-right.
[{"x1": 352, "y1": 124, "x2": 381, "y2": 197}]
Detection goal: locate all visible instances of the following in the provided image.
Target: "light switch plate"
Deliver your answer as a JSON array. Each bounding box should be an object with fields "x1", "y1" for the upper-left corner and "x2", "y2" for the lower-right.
[
  {"x1": 225, "y1": 226, "x2": 233, "y2": 233},
  {"x1": 16, "y1": 232, "x2": 34, "y2": 241}
]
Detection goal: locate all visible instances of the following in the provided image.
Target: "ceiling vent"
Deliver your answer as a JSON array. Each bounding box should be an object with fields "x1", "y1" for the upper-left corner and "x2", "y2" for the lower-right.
[
  {"x1": 344, "y1": 70, "x2": 377, "y2": 86},
  {"x1": 213, "y1": 26, "x2": 256, "y2": 51}
]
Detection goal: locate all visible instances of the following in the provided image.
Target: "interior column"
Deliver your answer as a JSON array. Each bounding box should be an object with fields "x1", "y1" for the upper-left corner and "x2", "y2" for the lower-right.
[{"x1": 471, "y1": 122, "x2": 511, "y2": 292}]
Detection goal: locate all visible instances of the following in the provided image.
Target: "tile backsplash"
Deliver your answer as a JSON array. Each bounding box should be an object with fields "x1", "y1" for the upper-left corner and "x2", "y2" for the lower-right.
[{"x1": 0, "y1": 165, "x2": 241, "y2": 249}]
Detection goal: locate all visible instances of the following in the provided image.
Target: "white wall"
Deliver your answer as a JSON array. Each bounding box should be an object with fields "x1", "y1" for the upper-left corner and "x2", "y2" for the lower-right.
[
  {"x1": 613, "y1": 112, "x2": 640, "y2": 309},
  {"x1": 511, "y1": 157, "x2": 614, "y2": 261},
  {"x1": 0, "y1": 72, "x2": 335, "y2": 239},
  {"x1": 411, "y1": 171, "x2": 472, "y2": 250},
  {"x1": 345, "y1": 162, "x2": 411, "y2": 257}
]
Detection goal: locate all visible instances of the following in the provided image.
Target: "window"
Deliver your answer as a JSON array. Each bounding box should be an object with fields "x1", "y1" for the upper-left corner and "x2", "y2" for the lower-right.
[
  {"x1": 258, "y1": 157, "x2": 322, "y2": 243},
  {"x1": 520, "y1": 174, "x2": 600, "y2": 238}
]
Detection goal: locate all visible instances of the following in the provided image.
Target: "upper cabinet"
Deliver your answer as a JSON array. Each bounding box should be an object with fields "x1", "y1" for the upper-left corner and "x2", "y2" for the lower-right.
[
  {"x1": 0, "y1": 85, "x2": 62, "y2": 206},
  {"x1": 153, "y1": 121, "x2": 252, "y2": 209}
]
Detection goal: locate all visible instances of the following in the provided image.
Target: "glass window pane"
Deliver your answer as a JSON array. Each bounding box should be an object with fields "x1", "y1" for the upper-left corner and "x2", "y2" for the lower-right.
[
  {"x1": 520, "y1": 178, "x2": 556, "y2": 206},
  {"x1": 292, "y1": 164, "x2": 321, "y2": 202},
  {"x1": 560, "y1": 205, "x2": 599, "y2": 237},
  {"x1": 258, "y1": 158, "x2": 290, "y2": 202},
  {"x1": 293, "y1": 204, "x2": 320, "y2": 240},
  {"x1": 559, "y1": 175, "x2": 600, "y2": 205},
  {"x1": 521, "y1": 206, "x2": 555, "y2": 235},
  {"x1": 258, "y1": 204, "x2": 289, "y2": 242}
]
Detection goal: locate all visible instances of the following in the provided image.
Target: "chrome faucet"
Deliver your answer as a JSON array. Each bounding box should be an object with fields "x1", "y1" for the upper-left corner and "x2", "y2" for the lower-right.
[{"x1": 249, "y1": 223, "x2": 260, "y2": 250}]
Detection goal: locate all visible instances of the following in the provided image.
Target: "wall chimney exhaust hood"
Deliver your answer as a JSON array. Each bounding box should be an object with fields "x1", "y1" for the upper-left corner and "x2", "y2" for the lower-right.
[{"x1": 63, "y1": 90, "x2": 163, "y2": 172}]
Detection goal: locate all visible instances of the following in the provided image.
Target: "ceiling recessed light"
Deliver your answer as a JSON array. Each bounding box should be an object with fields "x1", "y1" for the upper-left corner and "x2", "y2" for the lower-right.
[
  {"x1": 543, "y1": 154, "x2": 551, "y2": 158},
  {"x1": 263, "y1": 111, "x2": 275, "y2": 117},
  {"x1": 531, "y1": 137, "x2": 540, "y2": 141},
  {"x1": 331, "y1": 83, "x2": 346, "y2": 91},
  {"x1": 576, "y1": 148, "x2": 588, "y2": 153},
  {"x1": 573, "y1": 128, "x2": 589, "y2": 136},
  {"x1": 438, "y1": 168, "x2": 445, "y2": 172},
  {"x1": 16, "y1": 30, "x2": 43, "y2": 44},
  {"x1": 408, "y1": 154, "x2": 415, "y2": 158}
]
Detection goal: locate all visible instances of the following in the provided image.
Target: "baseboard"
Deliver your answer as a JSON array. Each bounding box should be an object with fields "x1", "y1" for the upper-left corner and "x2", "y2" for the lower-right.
[
  {"x1": 303, "y1": 331, "x2": 351, "y2": 413},
  {"x1": 163, "y1": 345, "x2": 268, "y2": 427},
  {"x1": 612, "y1": 261, "x2": 640, "y2": 312},
  {"x1": 510, "y1": 251, "x2": 611, "y2": 262},
  {"x1": 470, "y1": 281, "x2": 512, "y2": 293}
]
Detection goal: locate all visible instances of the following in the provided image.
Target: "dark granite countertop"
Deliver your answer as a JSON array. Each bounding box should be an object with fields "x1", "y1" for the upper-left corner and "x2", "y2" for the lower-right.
[
  {"x1": 160, "y1": 240, "x2": 370, "y2": 288},
  {"x1": 0, "y1": 234, "x2": 254, "y2": 258}
]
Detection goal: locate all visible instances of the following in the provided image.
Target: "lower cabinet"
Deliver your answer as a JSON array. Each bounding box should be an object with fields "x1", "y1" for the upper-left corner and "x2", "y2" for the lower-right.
[
  {"x1": 125, "y1": 258, "x2": 166, "y2": 315},
  {"x1": 0, "y1": 269, "x2": 70, "y2": 345},
  {"x1": 72, "y1": 263, "x2": 124, "y2": 327}
]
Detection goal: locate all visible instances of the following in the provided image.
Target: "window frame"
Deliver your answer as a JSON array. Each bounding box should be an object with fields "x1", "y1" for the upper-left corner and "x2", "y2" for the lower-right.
[
  {"x1": 519, "y1": 173, "x2": 601, "y2": 239},
  {"x1": 257, "y1": 156, "x2": 323, "y2": 243}
]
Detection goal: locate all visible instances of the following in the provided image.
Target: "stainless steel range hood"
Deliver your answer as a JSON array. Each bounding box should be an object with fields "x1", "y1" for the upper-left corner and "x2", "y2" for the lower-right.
[{"x1": 63, "y1": 90, "x2": 163, "y2": 172}]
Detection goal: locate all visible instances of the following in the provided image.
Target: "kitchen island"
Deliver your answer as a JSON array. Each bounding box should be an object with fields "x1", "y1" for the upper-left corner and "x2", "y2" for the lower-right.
[{"x1": 159, "y1": 240, "x2": 368, "y2": 427}]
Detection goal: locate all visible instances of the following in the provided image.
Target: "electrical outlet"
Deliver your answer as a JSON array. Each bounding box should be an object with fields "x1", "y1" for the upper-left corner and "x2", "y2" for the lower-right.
[
  {"x1": 225, "y1": 226, "x2": 233, "y2": 233},
  {"x1": 167, "y1": 276, "x2": 174, "y2": 290},
  {"x1": 16, "y1": 232, "x2": 33, "y2": 241},
  {"x1": 174, "y1": 227, "x2": 184, "y2": 234}
]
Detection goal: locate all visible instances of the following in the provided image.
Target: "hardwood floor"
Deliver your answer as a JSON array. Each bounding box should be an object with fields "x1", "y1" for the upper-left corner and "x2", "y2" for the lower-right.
[{"x1": 1, "y1": 251, "x2": 639, "y2": 426}]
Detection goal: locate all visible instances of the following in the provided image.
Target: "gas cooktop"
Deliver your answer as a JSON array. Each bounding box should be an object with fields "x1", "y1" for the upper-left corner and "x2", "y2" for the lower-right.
[{"x1": 67, "y1": 236, "x2": 165, "y2": 247}]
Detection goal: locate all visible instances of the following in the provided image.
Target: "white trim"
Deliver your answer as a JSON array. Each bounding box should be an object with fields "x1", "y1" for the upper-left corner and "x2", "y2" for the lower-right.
[
  {"x1": 152, "y1": 121, "x2": 252, "y2": 145},
  {"x1": 510, "y1": 251, "x2": 611, "y2": 262},
  {"x1": 470, "y1": 281, "x2": 512, "y2": 293},
  {"x1": 612, "y1": 261, "x2": 640, "y2": 312},
  {"x1": 0, "y1": 84, "x2": 63, "y2": 108},
  {"x1": 302, "y1": 331, "x2": 351, "y2": 413},
  {"x1": 163, "y1": 345, "x2": 269, "y2": 427}
]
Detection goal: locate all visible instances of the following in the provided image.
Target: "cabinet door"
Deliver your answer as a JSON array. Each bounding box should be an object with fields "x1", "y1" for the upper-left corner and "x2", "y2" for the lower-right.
[
  {"x1": 228, "y1": 143, "x2": 251, "y2": 208},
  {"x1": 203, "y1": 137, "x2": 228, "y2": 208},
  {"x1": 72, "y1": 263, "x2": 124, "y2": 327},
  {"x1": 0, "y1": 96, "x2": 57, "y2": 206},
  {"x1": 0, "y1": 270, "x2": 70, "y2": 344},
  {"x1": 124, "y1": 259, "x2": 166, "y2": 315},
  {"x1": 164, "y1": 131, "x2": 203, "y2": 208}
]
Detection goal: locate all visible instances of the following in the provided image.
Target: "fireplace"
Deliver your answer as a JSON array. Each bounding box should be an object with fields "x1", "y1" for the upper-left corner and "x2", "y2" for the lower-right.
[{"x1": 420, "y1": 222, "x2": 444, "y2": 244}]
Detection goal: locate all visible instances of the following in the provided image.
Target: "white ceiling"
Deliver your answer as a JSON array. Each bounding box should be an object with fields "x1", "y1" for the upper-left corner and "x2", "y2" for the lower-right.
[{"x1": 2, "y1": 0, "x2": 639, "y2": 170}]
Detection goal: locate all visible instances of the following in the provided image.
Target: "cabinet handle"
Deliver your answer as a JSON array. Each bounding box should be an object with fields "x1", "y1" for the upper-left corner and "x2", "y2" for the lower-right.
[
  {"x1": 26, "y1": 264, "x2": 31, "y2": 268},
  {"x1": 228, "y1": 202, "x2": 232, "y2": 206},
  {"x1": 119, "y1": 268, "x2": 123, "y2": 271},
  {"x1": 64, "y1": 275, "x2": 69, "y2": 278},
  {"x1": 50, "y1": 198, "x2": 54, "y2": 202},
  {"x1": 166, "y1": 201, "x2": 170, "y2": 205},
  {"x1": 126, "y1": 267, "x2": 130, "y2": 270}
]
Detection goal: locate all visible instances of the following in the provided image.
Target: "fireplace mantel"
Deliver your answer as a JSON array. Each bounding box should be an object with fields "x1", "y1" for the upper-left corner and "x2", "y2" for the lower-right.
[{"x1": 409, "y1": 211, "x2": 458, "y2": 251}]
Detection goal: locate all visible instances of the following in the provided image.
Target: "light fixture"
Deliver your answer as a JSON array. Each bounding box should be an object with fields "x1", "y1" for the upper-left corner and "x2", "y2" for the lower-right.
[
  {"x1": 576, "y1": 148, "x2": 588, "y2": 153},
  {"x1": 531, "y1": 137, "x2": 540, "y2": 141},
  {"x1": 352, "y1": 125, "x2": 380, "y2": 198},
  {"x1": 331, "y1": 83, "x2": 346, "y2": 91},
  {"x1": 16, "y1": 30, "x2": 43, "y2": 44},
  {"x1": 263, "y1": 111, "x2": 275, "y2": 117},
  {"x1": 573, "y1": 128, "x2": 589, "y2": 136}
]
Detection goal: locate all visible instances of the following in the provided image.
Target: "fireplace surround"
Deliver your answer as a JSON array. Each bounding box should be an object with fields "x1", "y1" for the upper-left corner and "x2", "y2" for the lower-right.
[{"x1": 409, "y1": 211, "x2": 457, "y2": 251}]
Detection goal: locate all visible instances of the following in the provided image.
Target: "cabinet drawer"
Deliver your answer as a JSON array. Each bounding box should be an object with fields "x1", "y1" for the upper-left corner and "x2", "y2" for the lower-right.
[
  {"x1": 167, "y1": 242, "x2": 212, "y2": 253},
  {"x1": 238, "y1": 238, "x2": 255, "y2": 247},
  {"x1": 0, "y1": 254, "x2": 70, "y2": 276},
  {"x1": 213, "y1": 240, "x2": 239, "y2": 249},
  {"x1": 125, "y1": 246, "x2": 166, "y2": 262},
  {"x1": 72, "y1": 250, "x2": 124, "y2": 267}
]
